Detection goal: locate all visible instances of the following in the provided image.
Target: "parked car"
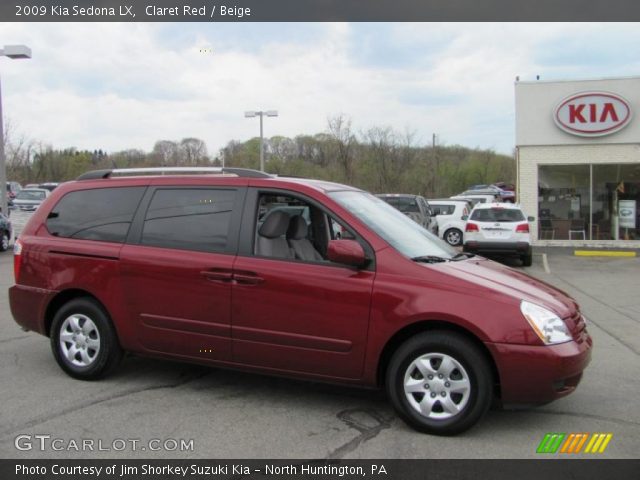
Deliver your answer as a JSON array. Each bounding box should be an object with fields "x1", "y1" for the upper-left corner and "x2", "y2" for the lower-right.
[
  {"x1": 10, "y1": 167, "x2": 592, "y2": 435},
  {"x1": 428, "y1": 199, "x2": 470, "y2": 246},
  {"x1": 451, "y1": 194, "x2": 496, "y2": 206},
  {"x1": 38, "y1": 182, "x2": 60, "y2": 192},
  {"x1": 6, "y1": 181, "x2": 22, "y2": 207},
  {"x1": 24, "y1": 183, "x2": 40, "y2": 189},
  {"x1": 0, "y1": 212, "x2": 12, "y2": 251},
  {"x1": 463, "y1": 203, "x2": 534, "y2": 266},
  {"x1": 12, "y1": 188, "x2": 50, "y2": 211},
  {"x1": 376, "y1": 194, "x2": 438, "y2": 235},
  {"x1": 467, "y1": 185, "x2": 515, "y2": 203}
]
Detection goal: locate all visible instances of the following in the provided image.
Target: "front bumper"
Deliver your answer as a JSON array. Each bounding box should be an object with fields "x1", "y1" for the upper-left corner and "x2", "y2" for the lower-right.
[{"x1": 486, "y1": 334, "x2": 593, "y2": 404}]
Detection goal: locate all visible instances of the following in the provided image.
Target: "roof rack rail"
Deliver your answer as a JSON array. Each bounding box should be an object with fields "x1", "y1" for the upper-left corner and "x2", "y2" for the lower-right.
[{"x1": 76, "y1": 167, "x2": 272, "y2": 181}]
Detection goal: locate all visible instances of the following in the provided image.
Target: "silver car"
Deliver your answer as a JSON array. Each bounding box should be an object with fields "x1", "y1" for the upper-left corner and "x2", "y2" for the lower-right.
[{"x1": 12, "y1": 188, "x2": 50, "y2": 211}]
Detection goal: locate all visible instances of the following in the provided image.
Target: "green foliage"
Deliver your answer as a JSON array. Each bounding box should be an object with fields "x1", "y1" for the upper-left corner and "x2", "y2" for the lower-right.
[{"x1": 6, "y1": 128, "x2": 514, "y2": 197}]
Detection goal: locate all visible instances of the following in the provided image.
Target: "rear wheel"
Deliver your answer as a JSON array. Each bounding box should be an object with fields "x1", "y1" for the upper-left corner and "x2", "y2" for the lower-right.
[
  {"x1": 444, "y1": 228, "x2": 463, "y2": 246},
  {"x1": 521, "y1": 251, "x2": 533, "y2": 267},
  {"x1": 386, "y1": 331, "x2": 492, "y2": 435},
  {"x1": 50, "y1": 298, "x2": 123, "y2": 380}
]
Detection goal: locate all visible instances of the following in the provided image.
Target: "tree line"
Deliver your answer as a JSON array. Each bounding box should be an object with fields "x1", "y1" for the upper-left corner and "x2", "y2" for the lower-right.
[{"x1": 4, "y1": 116, "x2": 515, "y2": 197}]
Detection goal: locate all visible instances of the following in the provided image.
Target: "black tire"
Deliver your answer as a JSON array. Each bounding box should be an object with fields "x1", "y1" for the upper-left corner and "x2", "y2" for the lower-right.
[
  {"x1": 0, "y1": 231, "x2": 9, "y2": 251},
  {"x1": 521, "y1": 252, "x2": 533, "y2": 267},
  {"x1": 50, "y1": 297, "x2": 123, "y2": 380},
  {"x1": 443, "y1": 228, "x2": 463, "y2": 246},
  {"x1": 385, "y1": 331, "x2": 492, "y2": 435}
]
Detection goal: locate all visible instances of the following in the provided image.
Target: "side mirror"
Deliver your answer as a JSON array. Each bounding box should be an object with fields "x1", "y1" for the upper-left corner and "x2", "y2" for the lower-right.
[
  {"x1": 461, "y1": 215, "x2": 468, "y2": 221},
  {"x1": 327, "y1": 240, "x2": 367, "y2": 268},
  {"x1": 527, "y1": 216, "x2": 535, "y2": 222}
]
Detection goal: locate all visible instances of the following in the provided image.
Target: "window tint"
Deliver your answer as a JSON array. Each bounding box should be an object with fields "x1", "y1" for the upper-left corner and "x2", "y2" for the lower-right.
[
  {"x1": 46, "y1": 187, "x2": 145, "y2": 243},
  {"x1": 433, "y1": 204, "x2": 455, "y2": 216},
  {"x1": 141, "y1": 188, "x2": 235, "y2": 253},
  {"x1": 470, "y1": 208, "x2": 525, "y2": 223},
  {"x1": 380, "y1": 196, "x2": 420, "y2": 213}
]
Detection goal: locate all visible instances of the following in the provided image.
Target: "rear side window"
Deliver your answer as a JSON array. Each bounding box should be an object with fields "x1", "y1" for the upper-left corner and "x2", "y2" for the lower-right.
[
  {"x1": 141, "y1": 188, "x2": 235, "y2": 253},
  {"x1": 470, "y1": 208, "x2": 525, "y2": 223},
  {"x1": 46, "y1": 187, "x2": 145, "y2": 243},
  {"x1": 433, "y1": 204, "x2": 455, "y2": 215}
]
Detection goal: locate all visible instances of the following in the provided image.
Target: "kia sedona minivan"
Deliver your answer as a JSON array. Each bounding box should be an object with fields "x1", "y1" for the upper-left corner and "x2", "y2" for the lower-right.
[{"x1": 9, "y1": 167, "x2": 592, "y2": 435}]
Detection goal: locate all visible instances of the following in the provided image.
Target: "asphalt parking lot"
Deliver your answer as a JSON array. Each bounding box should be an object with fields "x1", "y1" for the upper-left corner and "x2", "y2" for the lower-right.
[{"x1": 0, "y1": 244, "x2": 639, "y2": 459}]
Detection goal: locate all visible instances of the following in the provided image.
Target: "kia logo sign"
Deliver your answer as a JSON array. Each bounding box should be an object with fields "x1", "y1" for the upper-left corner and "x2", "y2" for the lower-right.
[{"x1": 554, "y1": 92, "x2": 632, "y2": 137}]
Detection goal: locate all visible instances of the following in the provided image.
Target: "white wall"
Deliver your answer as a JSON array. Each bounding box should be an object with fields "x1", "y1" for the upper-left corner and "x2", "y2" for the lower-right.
[{"x1": 515, "y1": 77, "x2": 640, "y2": 147}]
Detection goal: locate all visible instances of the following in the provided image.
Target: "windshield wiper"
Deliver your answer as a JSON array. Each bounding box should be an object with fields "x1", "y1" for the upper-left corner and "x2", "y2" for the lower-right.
[
  {"x1": 411, "y1": 255, "x2": 450, "y2": 264},
  {"x1": 452, "y1": 252, "x2": 476, "y2": 261}
]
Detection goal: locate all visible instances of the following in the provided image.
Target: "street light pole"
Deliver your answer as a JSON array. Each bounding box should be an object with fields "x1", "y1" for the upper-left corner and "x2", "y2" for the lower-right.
[
  {"x1": 244, "y1": 110, "x2": 278, "y2": 172},
  {"x1": 0, "y1": 45, "x2": 31, "y2": 216}
]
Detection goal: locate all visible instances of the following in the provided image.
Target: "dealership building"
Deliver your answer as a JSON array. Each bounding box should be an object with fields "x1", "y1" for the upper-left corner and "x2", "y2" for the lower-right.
[{"x1": 515, "y1": 76, "x2": 640, "y2": 247}]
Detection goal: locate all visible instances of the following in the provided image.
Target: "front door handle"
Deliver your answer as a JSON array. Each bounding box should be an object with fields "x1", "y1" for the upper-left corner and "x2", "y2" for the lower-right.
[
  {"x1": 200, "y1": 269, "x2": 234, "y2": 283},
  {"x1": 233, "y1": 271, "x2": 264, "y2": 285}
]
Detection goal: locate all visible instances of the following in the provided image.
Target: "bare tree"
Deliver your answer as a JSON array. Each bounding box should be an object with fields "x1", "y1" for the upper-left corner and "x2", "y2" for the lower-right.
[
  {"x1": 327, "y1": 115, "x2": 356, "y2": 182},
  {"x1": 179, "y1": 138, "x2": 208, "y2": 165}
]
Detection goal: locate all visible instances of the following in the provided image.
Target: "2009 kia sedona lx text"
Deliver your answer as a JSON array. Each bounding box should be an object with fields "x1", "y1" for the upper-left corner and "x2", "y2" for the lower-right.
[{"x1": 9, "y1": 167, "x2": 592, "y2": 435}]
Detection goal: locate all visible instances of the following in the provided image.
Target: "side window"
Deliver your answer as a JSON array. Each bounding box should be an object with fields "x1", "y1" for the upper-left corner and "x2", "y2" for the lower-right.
[
  {"x1": 254, "y1": 193, "x2": 359, "y2": 263},
  {"x1": 46, "y1": 187, "x2": 145, "y2": 243},
  {"x1": 141, "y1": 188, "x2": 235, "y2": 253},
  {"x1": 432, "y1": 206, "x2": 442, "y2": 216}
]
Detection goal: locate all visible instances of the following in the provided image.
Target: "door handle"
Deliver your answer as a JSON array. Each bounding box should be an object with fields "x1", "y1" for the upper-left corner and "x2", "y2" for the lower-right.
[
  {"x1": 233, "y1": 272, "x2": 264, "y2": 285},
  {"x1": 200, "y1": 269, "x2": 234, "y2": 283}
]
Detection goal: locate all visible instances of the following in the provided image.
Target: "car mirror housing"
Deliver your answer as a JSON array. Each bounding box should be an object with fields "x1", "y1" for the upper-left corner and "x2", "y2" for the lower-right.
[
  {"x1": 327, "y1": 240, "x2": 367, "y2": 268},
  {"x1": 461, "y1": 215, "x2": 469, "y2": 221},
  {"x1": 528, "y1": 216, "x2": 535, "y2": 222}
]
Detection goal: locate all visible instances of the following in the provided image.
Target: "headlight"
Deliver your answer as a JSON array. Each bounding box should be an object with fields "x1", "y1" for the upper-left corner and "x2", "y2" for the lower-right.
[{"x1": 520, "y1": 301, "x2": 572, "y2": 345}]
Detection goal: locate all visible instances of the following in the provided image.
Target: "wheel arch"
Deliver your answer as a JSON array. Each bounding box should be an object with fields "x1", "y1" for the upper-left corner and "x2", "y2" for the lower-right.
[
  {"x1": 44, "y1": 289, "x2": 112, "y2": 338},
  {"x1": 376, "y1": 320, "x2": 501, "y2": 399}
]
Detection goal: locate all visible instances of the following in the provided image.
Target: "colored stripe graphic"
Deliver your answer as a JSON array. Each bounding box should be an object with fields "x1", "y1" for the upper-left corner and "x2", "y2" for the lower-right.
[
  {"x1": 537, "y1": 433, "x2": 566, "y2": 453},
  {"x1": 541, "y1": 433, "x2": 613, "y2": 454},
  {"x1": 560, "y1": 433, "x2": 589, "y2": 453}
]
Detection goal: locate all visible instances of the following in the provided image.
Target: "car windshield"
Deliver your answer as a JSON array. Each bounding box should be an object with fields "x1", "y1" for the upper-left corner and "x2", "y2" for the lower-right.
[
  {"x1": 470, "y1": 207, "x2": 525, "y2": 222},
  {"x1": 330, "y1": 191, "x2": 456, "y2": 259},
  {"x1": 16, "y1": 190, "x2": 45, "y2": 201},
  {"x1": 378, "y1": 196, "x2": 420, "y2": 213}
]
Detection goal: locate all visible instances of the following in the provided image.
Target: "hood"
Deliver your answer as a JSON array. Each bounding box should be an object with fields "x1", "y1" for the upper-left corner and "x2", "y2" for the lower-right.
[{"x1": 438, "y1": 258, "x2": 578, "y2": 318}]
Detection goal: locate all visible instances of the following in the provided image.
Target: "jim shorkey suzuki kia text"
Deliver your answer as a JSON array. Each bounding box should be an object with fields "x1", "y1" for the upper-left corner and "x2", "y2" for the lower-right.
[{"x1": 9, "y1": 167, "x2": 592, "y2": 435}]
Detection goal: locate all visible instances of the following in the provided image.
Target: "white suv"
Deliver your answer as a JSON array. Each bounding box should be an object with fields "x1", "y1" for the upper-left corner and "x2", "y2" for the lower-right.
[
  {"x1": 428, "y1": 199, "x2": 470, "y2": 246},
  {"x1": 463, "y1": 203, "x2": 534, "y2": 266}
]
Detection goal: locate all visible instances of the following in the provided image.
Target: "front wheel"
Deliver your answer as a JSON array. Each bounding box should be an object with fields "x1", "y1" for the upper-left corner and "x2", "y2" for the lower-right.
[
  {"x1": 443, "y1": 228, "x2": 463, "y2": 246},
  {"x1": 50, "y1": 298, "x2": 123, "y2": 380},
  {"x1": 0, "y1": 231, "x2": 9, "y2": 251},
  {"x1": 385, "y1": 331, "x2": 492, "y2": 435}
]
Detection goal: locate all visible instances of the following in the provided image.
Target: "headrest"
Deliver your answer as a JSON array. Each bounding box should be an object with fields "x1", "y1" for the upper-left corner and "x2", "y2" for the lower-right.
[
  {"x1": 259, "y1": 211, "x2": 290, "y2": 238},
  {"x1": 287, "y1": 215, "x2": 308, "y2": 240}
]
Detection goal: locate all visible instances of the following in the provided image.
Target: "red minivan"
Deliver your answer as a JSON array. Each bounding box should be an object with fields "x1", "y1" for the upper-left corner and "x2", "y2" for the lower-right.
[{"x1": 9, "y1": 167, "x2": 592, "y2": 435}]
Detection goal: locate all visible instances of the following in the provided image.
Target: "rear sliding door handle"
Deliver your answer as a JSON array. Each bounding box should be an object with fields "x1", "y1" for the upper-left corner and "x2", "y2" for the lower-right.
[{"x1": 233, "y1": 273, "x2": 264, "y2": 285}]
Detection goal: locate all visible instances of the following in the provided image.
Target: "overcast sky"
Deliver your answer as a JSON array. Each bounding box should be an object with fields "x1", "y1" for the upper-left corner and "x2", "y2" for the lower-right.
[{"x1": 1, "y1": 22, "x2": 640, "y2": 156}]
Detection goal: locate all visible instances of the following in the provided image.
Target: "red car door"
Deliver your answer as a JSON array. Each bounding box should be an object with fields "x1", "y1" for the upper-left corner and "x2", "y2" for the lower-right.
[
  {"x1": 120, "y1": 185, "x2": 245, "y2": 363},
  {"x1": 231, "y1": 188, "x2": 375, "y2": 380}
]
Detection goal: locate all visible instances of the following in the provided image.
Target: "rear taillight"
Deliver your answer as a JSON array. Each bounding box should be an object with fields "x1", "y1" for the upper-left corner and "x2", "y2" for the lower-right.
[
  {"x1": 465, "y1": 223, "x2": 479, "y2": 232},
  {"x1": 516, "y1": 223, "x2": 530, "y2": 233},
  {"x1": 13, "y1": 238, "x2": 23, "y2": 282}
]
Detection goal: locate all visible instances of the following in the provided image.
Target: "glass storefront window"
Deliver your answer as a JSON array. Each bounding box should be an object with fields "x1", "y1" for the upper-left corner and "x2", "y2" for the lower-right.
[
  {"x1": 537, "y1": 163, "x2": 640, "y2": 241},
  {"x1": 538, "y1": 165, "x2": 590, "y2": 240},
  {"x1": 593, "y1": 164, "x2": 640, "y2": 240}
]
